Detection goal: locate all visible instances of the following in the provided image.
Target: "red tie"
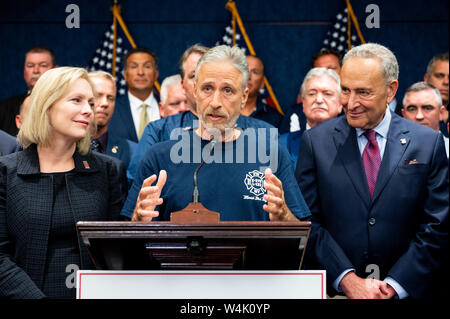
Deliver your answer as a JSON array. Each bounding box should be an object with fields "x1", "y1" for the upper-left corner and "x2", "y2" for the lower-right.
[{"x1": 362, "y1": 130, "x2": 381, "y2": 198}]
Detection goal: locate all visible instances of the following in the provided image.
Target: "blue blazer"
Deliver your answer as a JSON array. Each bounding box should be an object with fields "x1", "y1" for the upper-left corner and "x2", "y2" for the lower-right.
[
  {"x1": 109, "y1": 94, "x2": 138, "y2": 143},
  {"x1": 296, "y1": 113, "x2": 448, "y2": 298},
  {"x1": 279, "y1": 130, "x2": 304, "y2": 168},
  {"x1": 0, "y1": 129, "x2": 20, "y2": 157},
  {"x1": 105, "y1": 133, "x2": 137, "y2": 170}
]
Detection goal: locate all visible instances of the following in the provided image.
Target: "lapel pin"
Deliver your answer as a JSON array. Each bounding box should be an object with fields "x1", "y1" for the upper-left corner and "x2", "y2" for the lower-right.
[
  {"x1": 83, "y1": 161, "x2": 90, "y2": 169},
  {"x1": 400, "y1": 138, "x2": 406, "y2": 145},
  {"x1": 111, "y1": 146, "x2": 118, "y2": 154}
]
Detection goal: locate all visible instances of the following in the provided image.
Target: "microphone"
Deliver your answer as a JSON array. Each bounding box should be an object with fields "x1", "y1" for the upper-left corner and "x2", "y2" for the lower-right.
[{"x1": 192, "y1": 138, "x2": 217, "y2": 203}]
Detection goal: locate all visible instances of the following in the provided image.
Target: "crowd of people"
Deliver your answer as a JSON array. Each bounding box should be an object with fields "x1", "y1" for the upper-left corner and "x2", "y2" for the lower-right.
[{"x1": 0, "y1": 42, "x2": 448, "y2": 299}]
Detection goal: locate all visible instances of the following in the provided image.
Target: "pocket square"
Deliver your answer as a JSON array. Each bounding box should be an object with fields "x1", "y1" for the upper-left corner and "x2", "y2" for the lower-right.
[{"x1": 404, "y1": 159, "x2": 419, "y2": 165}]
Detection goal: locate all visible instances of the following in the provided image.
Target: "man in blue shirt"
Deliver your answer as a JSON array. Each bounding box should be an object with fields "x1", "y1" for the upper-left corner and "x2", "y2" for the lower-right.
[
  {"x1": 127, "y1": 45, "x2": 275, "y2": 184},
  {"x1": 121, "y1": 45, "x2": 310, "y2": 223}
]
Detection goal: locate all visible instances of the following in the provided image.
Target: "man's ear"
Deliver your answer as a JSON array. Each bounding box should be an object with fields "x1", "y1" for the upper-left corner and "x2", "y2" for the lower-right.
[
  {"x1": 241, "y1": 87, "x2": 249, "y2": 110},
  {"x1": 424, "y1": 73, "x2": 429, "y2": 82},
  {"x1": 193, "y1": 81, "x2": 198, "y2": 99},
  {"x1": 158, "y1": 102, "x2": 165, "y2": 118},
  {"x1": 439, "y1": 105, "x2": 446, "y2": 121},
  {"x1": 387, "y1": 80, "x2": 399, "y2": 104},
  {"x1": 15, "y1": 115, "x2": 22, "y2": 130}
]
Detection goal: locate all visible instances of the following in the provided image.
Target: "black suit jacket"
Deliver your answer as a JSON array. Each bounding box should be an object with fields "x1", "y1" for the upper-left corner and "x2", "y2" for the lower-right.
[
  {"x1": 0, "y1": 145, "x2": 125, "y2": 298},
  {"x1": 0, "y1": 93, "x2": 27, "y2": 136},
  {"x1": 296, "y1": 113, "x2": 448, "y2": 298},
  {"x1": 108, "y1": 94, "x2": 139, "y2": 143}
]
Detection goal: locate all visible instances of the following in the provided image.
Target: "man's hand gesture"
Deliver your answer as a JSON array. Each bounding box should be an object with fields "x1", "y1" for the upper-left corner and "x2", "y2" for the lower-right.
[{"x1": 131, "y1": 170, "x2": 167, "y2": 222}]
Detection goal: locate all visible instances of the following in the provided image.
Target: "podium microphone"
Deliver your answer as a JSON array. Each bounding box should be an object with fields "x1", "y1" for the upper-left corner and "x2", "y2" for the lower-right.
[{"x1": 193, "y1": 138, "x2": 217, "y2": 203}]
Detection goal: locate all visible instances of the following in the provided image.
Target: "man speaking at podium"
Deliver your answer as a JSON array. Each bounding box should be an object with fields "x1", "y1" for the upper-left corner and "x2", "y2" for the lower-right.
[{"x1": 120, "y1": 45, "x2": 310, "y2": 222}]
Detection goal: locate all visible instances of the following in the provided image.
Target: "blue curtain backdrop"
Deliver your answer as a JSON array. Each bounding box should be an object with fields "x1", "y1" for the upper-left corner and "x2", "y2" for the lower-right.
[{"x1": 0, "y1": 0, "x2": 448, "y2": 111}]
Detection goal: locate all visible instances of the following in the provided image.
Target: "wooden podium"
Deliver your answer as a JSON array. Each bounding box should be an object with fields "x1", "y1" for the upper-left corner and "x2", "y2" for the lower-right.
[
  {"x1": 77, "y1": 220, "x2": 310, "y2": 271},
  {"x1": 78, "y1": 203, "x2": 310, "y2": 271}
]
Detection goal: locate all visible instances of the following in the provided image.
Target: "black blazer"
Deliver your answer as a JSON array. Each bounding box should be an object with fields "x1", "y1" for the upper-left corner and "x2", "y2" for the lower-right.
[{"x1": 0, "y1": 144, "x2": 125, "y2": 298}]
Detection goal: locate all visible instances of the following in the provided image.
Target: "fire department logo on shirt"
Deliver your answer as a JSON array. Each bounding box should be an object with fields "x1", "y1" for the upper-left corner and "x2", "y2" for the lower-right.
[{"x1": 244, "y1": 170, "x2": 266, "y2": 200}]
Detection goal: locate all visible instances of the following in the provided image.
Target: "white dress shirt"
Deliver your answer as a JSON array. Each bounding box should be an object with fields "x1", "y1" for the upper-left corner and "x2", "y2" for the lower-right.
[
  {"x1": 128, "y1": 91, "x2": 160, "y2": 138},
  {"x1": 443, "y1": 135, "x2": 449, "y2": 158}
]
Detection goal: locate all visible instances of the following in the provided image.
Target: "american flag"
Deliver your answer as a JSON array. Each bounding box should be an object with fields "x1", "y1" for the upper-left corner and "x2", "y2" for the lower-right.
[
  {"x1": 321, "y1": 7, "x2": 360, "y2": 56},
  {"x1": 87, "y1": 24, "x2": 130, "y2": 96},
  {"x1": 215, "y1": 19, "x2": 247, "y2": 54}
]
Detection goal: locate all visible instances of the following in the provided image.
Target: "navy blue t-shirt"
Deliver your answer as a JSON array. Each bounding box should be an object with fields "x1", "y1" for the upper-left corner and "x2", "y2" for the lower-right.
[
  {"x1": 121, "y1": 129, "x2": 310, "y2": 221},
  {"x1": 127, "y1": 111, "x2": 276, "y2": 183}
]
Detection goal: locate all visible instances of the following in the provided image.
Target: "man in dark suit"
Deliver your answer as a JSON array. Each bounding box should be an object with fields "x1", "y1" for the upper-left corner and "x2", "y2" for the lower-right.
[
  {"x1": 296, "y1": 43, "x2": 448, "y2": 299},
  {"x1": 0, "y1": 47, "x2": 56, "y2": 136},
  {"x1": 108, "y1": 47, "x2": 160, "y2": 143},
  {"x1": 88, "y1": 71, "x2": 137, "y2": 170}
]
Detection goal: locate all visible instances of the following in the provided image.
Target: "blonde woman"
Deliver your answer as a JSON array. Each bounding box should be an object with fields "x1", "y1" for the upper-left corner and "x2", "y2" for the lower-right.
[{"x1": 0, "y1": 67, "x2": 125, "y2": 298}]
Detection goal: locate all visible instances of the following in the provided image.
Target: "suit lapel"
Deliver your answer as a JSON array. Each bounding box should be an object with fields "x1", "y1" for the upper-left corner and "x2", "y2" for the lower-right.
[
  {"x1": 333, "y1": 118, "x2": 371, "y2": 208},
  {"x1": 371, "y1": 114, "x2": 410, "y2": 203}
]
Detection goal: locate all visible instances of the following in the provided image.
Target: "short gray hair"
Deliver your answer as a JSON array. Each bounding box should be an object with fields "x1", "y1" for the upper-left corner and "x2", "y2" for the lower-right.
[
  {"x1": 88, "y1": 70, "x2": 116, "y2": 91},
  {"x1": 402, "y1": 81, "x2": 443, "y2": 107},
  {"x1": 160, "y1": 74, "x2": 182, "y2": 104},
  {"x1": 195, "y1": 45, "x2": 249, "y2": 91},
  {"x1": 300, "y1": 67, "x2": 341, "y2": 98},
  {"x1": 343, "y1": 43, "x2": 399, "y2": 84}
]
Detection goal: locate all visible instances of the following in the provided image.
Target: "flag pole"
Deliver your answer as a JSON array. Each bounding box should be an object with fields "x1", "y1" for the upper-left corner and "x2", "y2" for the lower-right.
[
  {"x1": 111, "y1": 2, "x2": 118, "y2": 77},
  {"x1": 346, "y1": 0, "x2": 366, "y2": 44},
  {"x1": 346, "y1": 1, "x2": 351, "y2": 51},
  {"x1": 111, "y1": 2, "x2": 160, "y2": 92},
  {"x1": 225, "y1": 1, "x2": 284, "y2": 116}
]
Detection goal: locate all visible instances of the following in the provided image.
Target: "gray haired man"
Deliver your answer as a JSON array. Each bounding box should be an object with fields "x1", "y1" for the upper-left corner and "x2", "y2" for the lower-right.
[
  {"x1": 402, "y1": 81, "x2": 448, "y2": 157},
  {"x1": 296, "y1": 43, "x2": 448, "y2": 299},
  {"x1": 279, "y1": 67, "x2": 342, "y2": 166},
  {"x1": 120, "y1": 45, "x2": 311, "y2": 225},
  {"x1": 158, "y1": 74, "x2": 189, "y2": 118}
]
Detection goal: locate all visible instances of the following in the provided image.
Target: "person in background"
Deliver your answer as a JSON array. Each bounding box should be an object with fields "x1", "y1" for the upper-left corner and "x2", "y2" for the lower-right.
[
  {"x1": 0, "y1": 47, "x2": 56, "y2": 136},
  {"x1": 311, "y1": 48, "x2": 342, "y2": 75},
  {"x1": 158, "y1": 74, "x2": 189, "y2": 117},
  {"x1": 88, "y1": 71, "x2": 137, "y2": 170},
  {"x1": 108, "y1": 47, "x2": 160, "y2": 142},
  {"x1": 240, "y1": 55, "x2": 283, "y2": 129},
  {"x1": 402, "y1": 81, "x2": 449, "y2": 158},
  {"x1": 424, "y1": 52, "x2": 449, "y2": 137},
  {"x1": 279, "y1": 67, "x2": 342, "y2": 167}
]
